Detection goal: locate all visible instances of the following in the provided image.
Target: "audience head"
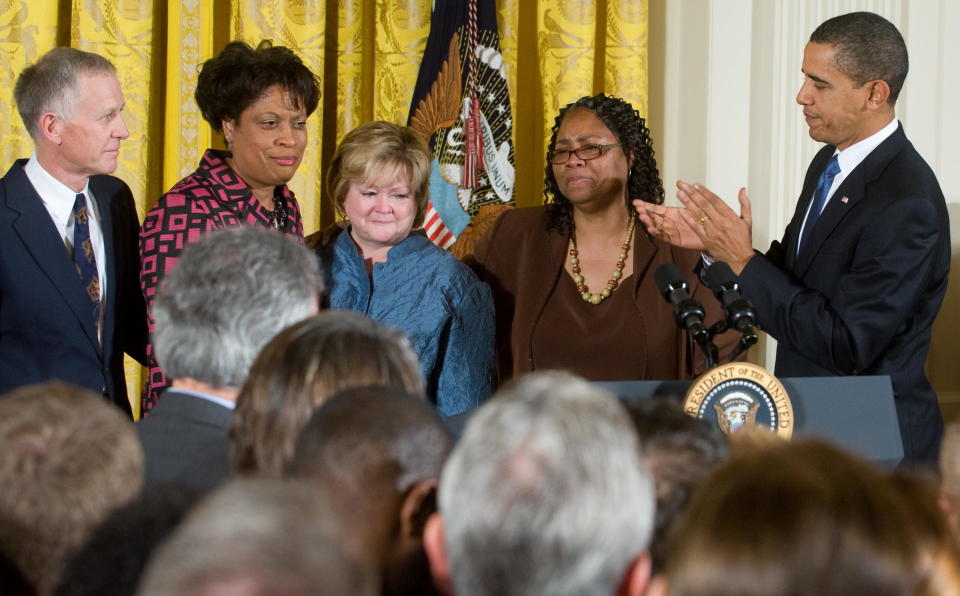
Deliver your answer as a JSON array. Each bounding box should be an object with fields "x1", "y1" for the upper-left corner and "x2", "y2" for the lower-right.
[
  {"x1": 151, "y1": 226, "x2": 321, "y2": 394},
  {"x1": 327, "y1": 120, "x2": 432, "y2": 231},
  {"x1": 940, "y1": 422, "x2": 960, "y2": 537},
  {"x1": 889, "y1": 469, "x2": 960, "y2": 595},
  {"x1": 290, "y1": 386, "x2": 452, "y2": 596},
  {"x1": 194, "y1": 40, "x2": 320, "y2": 134},
  {"x1": 544, "y1": 93, "x2": 663, "y2": 233},
  {"x1": 655, "y1": 438, "x2": 960, "y2": 596},
  {"x1": 231, "y1": 310, "x2": 425, "y2": 478},
  {"x1": 809, "y1": 11, "x2": 908, "y2": 105},
  {"x1": 426, "y1": 371, "x2": 655, "y2": 596},
  {"x1": 136, "y1": 479, "x2": 377, "y2": 596},
  {"x1": 56, "y1": 484, "x2": 208, "y2": 596},
  {"x1": 621, "y1": 397, "x2": 728, "y2": 574},
  {"x1": 0, "y1": 381, "x2": 143, "y2": 595}
]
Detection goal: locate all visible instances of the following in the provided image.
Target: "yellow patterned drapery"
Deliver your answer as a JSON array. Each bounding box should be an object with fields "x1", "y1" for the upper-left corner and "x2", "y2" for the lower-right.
[{"x1": 0, "y1": 0, "x2": 648, "y2": 417}]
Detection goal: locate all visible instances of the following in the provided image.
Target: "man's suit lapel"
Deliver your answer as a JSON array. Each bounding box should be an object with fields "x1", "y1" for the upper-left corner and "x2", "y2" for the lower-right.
[
  {"x1": 792, "y1": 125, "x2": 908, "y2": 277},
  {"x1": 4, "y1": 161, "x2": 101, "y2": 352},
  {"x1": 90, "y1": 175, "x2": 116, "y2": 358}
]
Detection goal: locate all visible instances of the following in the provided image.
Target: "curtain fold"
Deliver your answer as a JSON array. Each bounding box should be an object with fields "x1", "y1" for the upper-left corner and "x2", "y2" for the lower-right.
[{"x1": 0, "y1": 0, "x2": 648, "y2": 416}]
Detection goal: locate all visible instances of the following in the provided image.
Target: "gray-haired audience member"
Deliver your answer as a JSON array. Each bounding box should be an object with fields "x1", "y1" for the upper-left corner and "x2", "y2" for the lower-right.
[
  {"x1": 231, "y1": 310, "x2": 425, "y2": 478},
  {"x1": 621, "y1": 397, "x2": 728, "y2": 575},
  {"x1": 0, "y1": 381, "x2": 144, "y2": 595},
  {"x1": 137, "y1": 226, "x2": 321, "y2": 488},
  {"x1": 424, "y1": 371, "x2": 656, "y2": 596},
  {"x1": 289, "y1": 386, "x2": 453, "y2": 596},
  {"x1": 136, "y1": 480, "x2": 377, "y2": 596}
]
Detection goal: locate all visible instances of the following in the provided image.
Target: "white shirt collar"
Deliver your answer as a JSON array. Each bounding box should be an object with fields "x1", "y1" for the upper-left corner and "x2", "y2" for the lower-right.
[
  {"x1": 834, "y1": 117, "x2": 899, "y2": 178},
  {"x1": 24, "y1": 154, "x2": 92, "y2": 222},
  {"x1": 171, "y1": 387, "x2": 236, "y2": 410}
]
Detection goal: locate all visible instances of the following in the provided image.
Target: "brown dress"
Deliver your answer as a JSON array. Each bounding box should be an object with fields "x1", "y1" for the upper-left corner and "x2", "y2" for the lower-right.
[{"x1": 466, "y1": 205, "x2": 737, "y2": 385}]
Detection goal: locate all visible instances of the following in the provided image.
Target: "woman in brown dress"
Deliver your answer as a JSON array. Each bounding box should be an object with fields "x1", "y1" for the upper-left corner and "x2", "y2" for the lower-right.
[{"x1": 470, "y1": 93, "x2": 734, "y2": 385}]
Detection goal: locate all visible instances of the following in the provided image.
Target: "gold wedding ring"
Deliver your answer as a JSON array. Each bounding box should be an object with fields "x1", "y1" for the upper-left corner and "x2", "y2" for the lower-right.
[{"x1": 697, "y1": 216, "x2": 709, "y2": 225}]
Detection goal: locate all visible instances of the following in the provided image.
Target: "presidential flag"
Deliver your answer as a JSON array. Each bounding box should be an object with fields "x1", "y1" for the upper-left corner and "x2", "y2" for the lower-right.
[{"x1": 408, "y1": 0, "x2": 515, "y2": 250}]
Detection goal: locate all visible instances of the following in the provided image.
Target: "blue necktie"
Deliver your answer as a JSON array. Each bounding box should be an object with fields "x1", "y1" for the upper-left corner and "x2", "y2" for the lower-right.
[
  {"x1": 798, "y1": 154, "x2": 841, "y2": 255},
  {"x1": 72, "y1": 193, "x2": 101, "y2": 336}
]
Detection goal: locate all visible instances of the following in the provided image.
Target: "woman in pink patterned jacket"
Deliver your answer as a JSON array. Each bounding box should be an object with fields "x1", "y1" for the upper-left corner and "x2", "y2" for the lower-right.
[{"x1": 138, "y1": 40, "x2": 320, "y2": 414}]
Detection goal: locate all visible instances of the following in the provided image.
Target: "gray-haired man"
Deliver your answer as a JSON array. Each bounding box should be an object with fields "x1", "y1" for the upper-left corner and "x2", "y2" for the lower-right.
[
  {"x1": 137, "y1": 226, "x2": 322, "y2": 488},
  {"x1": 424, "y1": 371, "x2": 656, "y2": 596}
]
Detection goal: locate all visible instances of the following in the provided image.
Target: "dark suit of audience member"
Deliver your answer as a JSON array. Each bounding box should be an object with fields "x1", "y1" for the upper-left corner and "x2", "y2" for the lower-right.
[
  {"x1": 138, "y1": 389, "x2": 233, "y2": 488},
  {"x1": 1, "y1": 48, "x2": 145, "y2": 416},
  {"x1": 136, "y1": 226, "x2": 321, "y2": 489}
]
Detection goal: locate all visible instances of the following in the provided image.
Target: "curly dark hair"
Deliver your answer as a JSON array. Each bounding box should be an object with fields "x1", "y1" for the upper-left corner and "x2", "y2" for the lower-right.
[
  {"x1": 544, "y1": 93, "x2": 663, "y2": 234},
  {"x1": 195, "y1": 40, "x2": 320, "y2": 133}
]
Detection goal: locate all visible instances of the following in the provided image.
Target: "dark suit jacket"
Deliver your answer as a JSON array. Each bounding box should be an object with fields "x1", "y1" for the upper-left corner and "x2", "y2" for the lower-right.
[
  {"x1": 137, "y1": 389, "x2": 233, "y2": 488},
  {"x1": 0, "y1": 159, "x2": 146, "y2": 415},
  {"x1": 739, "y1": 125, "x2": 950, "y2": 463}
]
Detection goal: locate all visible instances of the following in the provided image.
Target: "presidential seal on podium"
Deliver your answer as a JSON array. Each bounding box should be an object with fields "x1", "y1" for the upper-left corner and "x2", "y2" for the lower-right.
[{"x1": 683, "y1": 362, "x2": 793, "y2": 438}]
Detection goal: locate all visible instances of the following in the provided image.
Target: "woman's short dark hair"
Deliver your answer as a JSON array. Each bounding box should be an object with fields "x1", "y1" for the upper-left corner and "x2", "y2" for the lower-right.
[
  {"x1": 544, "y1": 93, "x2": 664, "y2": 234},
  {"x1": 195, "y1": 40, "x2": 320, "y2": 133}
]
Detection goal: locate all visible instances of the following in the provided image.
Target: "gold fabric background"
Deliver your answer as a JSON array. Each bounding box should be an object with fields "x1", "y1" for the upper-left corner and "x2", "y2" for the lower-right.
[{"x1": 0, "y1": 0, "x2": 648, "y2": 416}]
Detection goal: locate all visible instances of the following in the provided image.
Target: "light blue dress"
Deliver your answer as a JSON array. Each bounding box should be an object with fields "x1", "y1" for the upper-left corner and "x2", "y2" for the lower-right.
[{"x1": 324, "y1": 227, "x2": 495, "y2": 416}]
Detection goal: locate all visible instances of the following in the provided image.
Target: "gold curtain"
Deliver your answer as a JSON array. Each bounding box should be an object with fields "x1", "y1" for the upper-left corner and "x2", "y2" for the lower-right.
[{"x1": 0, "y1": 0, "x2": 648, "y2": 417}]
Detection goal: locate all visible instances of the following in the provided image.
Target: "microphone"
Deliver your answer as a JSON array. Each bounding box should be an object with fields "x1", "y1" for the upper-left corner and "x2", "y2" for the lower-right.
[
  {"x1": 703, "y1": 261, "x2": 758, "y2": 361},
  {"x1": 655, "y1": 264, "x2": 716, "y2": 367},
  {"x1": 703, "y1": 262, "x2": 757, "y2": 333}
]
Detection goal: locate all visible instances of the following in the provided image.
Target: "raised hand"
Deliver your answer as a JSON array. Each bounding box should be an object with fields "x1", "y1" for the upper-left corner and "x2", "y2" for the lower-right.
[
  {"x1": 633, "y1": 199, "x2": 705, "y2": 251},
  {"x1": 674, "y1": 181, "x2": 755, "y2": 274}
]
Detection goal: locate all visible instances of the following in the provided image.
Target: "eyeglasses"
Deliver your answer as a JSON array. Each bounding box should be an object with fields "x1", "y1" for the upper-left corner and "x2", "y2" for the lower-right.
[{"x1": 547, "y1": 143, "x2": 623, "y2": 164}]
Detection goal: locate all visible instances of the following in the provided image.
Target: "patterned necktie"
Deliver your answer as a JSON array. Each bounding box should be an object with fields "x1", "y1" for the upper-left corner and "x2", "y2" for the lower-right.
[
  {"x1": 798, "y1": 154, "x2": 841, "y2": 255},
  {"x1": 72, "y1": 193, "x2": 101, "y2": 335}
]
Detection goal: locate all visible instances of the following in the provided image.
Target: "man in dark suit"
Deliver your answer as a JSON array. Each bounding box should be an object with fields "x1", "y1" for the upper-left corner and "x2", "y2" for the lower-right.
[
  {"x1": 0, "y1": 47, "x2": 146, "y2": 415},
  {"x1": 137, "y1": 226, "x2": 322, "y2": 488},
  {"x1": 635, "y1": 12, "x2": 949, "y2": 464}
]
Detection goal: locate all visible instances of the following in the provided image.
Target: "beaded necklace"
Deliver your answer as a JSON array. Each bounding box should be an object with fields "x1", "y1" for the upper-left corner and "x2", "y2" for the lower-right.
[{"x1": 568, "y1": 216, "x2": 636, "y2": 305}]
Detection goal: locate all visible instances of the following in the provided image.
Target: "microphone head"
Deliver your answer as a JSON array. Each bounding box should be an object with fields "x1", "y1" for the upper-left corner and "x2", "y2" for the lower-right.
[
  {"x1": 655, "y1": 263, "x2": 687, "y2": 299},
  {"x1": 703, "y1": 261, "x2": 738, "y2": 291}
]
